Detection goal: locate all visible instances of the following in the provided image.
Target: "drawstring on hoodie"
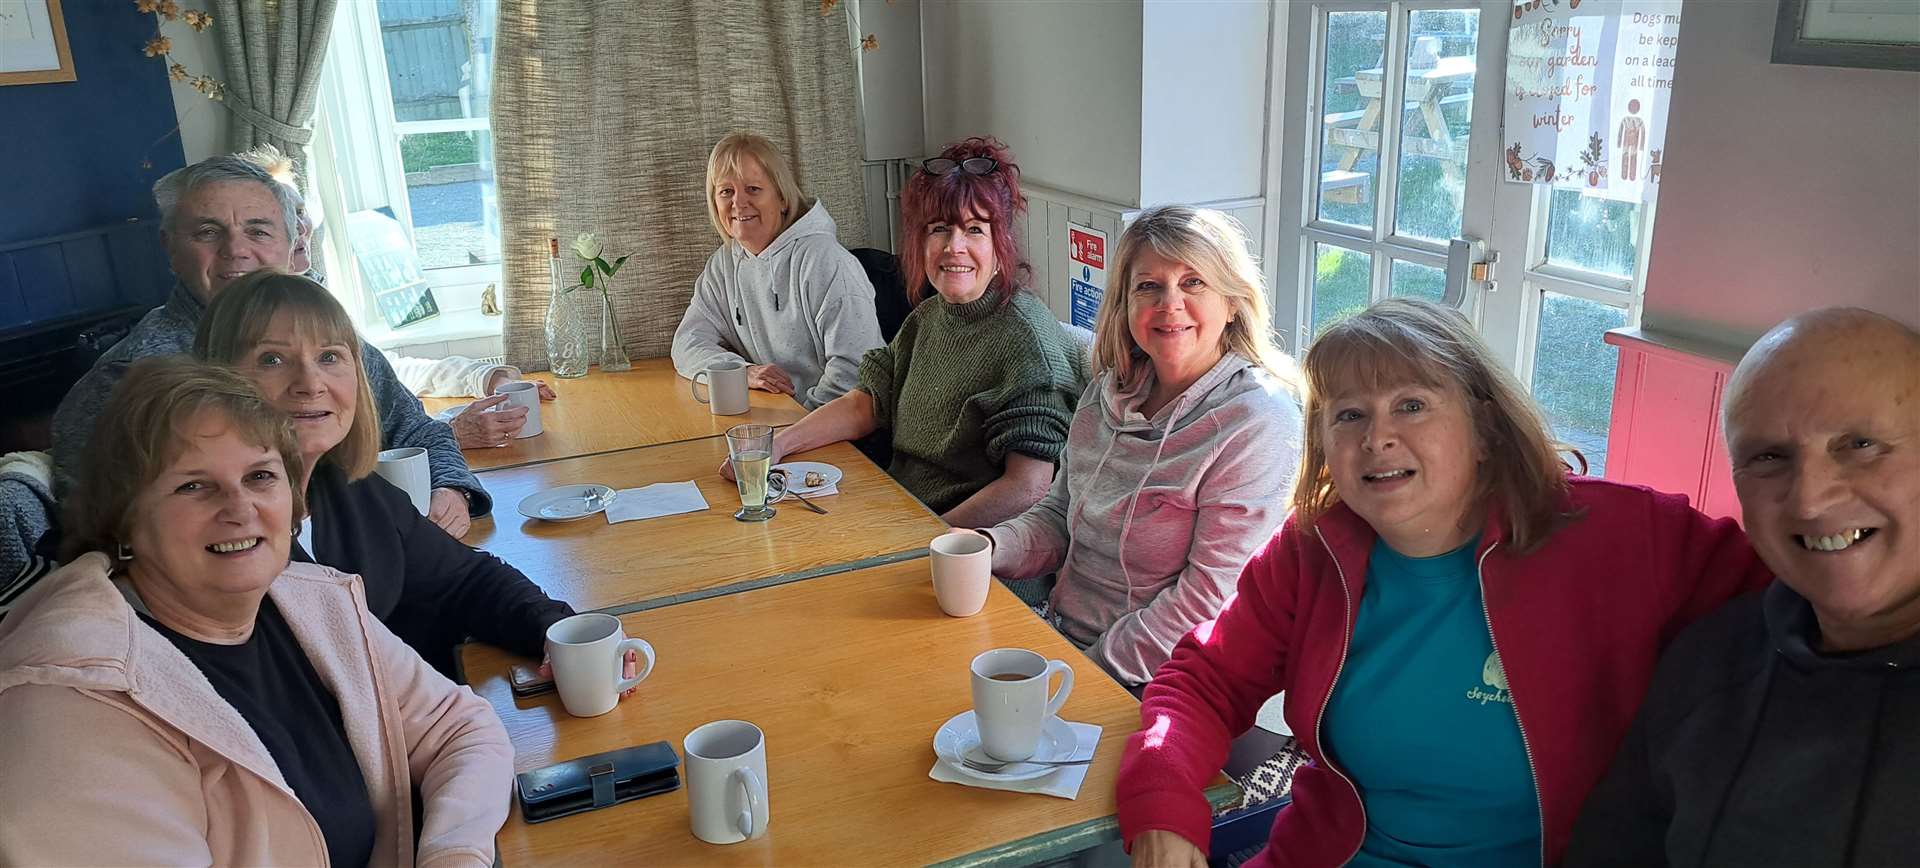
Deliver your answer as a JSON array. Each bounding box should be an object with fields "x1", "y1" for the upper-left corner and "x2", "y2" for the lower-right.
[{"x1": 1066, "y1": 381, "x2": 1192, "y2": 617}]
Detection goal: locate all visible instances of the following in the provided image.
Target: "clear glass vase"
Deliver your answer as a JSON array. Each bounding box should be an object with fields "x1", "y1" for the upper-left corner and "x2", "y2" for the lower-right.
[
  {"x1": 545, "y1": 286, "x2": 594, "y2": 378},
  {"x1": 597, "y1": 288, "x2": 632, "y2": 372}
]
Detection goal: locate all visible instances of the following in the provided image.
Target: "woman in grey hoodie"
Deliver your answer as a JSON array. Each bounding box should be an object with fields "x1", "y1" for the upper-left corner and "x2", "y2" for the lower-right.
[
  {"x1": 983, "y1": 207, "x2": 1304, "y2": 687},
  {"x1": 670, "y1": 133, "x2": 884, "y2": 409}
]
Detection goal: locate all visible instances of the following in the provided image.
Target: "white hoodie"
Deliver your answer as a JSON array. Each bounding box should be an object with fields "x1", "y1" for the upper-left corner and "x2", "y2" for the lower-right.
[
  {"x1": 669, "y1": 201, "x2": 883, "y2": 409},
  {"x1": 987, "y1": 353, "x2": 1303, "y2": 686}
]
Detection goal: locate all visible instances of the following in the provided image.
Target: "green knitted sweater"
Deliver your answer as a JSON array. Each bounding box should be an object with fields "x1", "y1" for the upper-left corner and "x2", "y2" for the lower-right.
[{"x1": 858, "y1": 289, "x2": 1082, "y2": 514}]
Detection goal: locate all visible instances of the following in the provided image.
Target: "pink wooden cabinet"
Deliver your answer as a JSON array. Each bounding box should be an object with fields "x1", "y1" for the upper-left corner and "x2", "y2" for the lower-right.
[{"x1": 1601, "y1": 327, "x2": 1747, "y2": 524}]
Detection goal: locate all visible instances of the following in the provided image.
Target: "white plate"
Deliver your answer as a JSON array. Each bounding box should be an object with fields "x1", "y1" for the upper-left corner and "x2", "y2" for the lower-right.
[
  {"x1": 517, "y1": 484, "x2": 616, "y2": 522},
  {"x1": 932, "y1": 710, "x2": 1080, "y2": 783},
  {"x1": 772, "y1": 461, "x2": 842, "y2": 496}
]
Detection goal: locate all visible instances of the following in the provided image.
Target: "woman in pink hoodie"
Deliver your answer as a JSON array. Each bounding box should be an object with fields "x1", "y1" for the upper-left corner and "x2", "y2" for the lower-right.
[
  {"x1": 1117, "y1": 300, "x2": 1769, "y2": 868},
  {"x1": 0, "y1": 358, "x2": 513, "y2": 867},
  {"x1": 983, "y1": 206, "x2": 1304, "y2": 687}
]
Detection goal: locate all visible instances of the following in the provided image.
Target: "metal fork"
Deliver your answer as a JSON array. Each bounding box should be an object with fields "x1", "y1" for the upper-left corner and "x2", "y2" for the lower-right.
[
  {"x1": 960, "y1": 756, "x2": 1093, "y2": 775},
  {"x1": 784, "y1": 488, "x2": 828, "y2": 515}
]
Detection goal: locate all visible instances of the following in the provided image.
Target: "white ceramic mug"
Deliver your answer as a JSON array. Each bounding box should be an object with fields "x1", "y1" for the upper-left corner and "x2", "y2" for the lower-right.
[
  {"x1": 691, "y1": 362, "x2": 750, "y2": 416},
  {"x1": 970, "y1": 648, "x2": 1074, "y2": 762},
  {"x1": 493, "y1": 380, "x2": 543, "y2": 438},
  {"x1": 930, "y1": 531, "x2": 992, "y2": 617},
  {"x1": 684, "y1": 720, "x2": 770, "y2": 845},
  {"x1": 544, "y1": 613, "x2": 656, "y2": 718},
  {"x1": 373, "y1": 447, "x2": 431, "y2": 516}
]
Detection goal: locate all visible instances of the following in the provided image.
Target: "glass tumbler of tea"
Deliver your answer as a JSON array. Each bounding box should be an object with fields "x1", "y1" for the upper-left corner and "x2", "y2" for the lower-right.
[{"x1": 726, "y1": 424, "x2": 787, "y2": 522}]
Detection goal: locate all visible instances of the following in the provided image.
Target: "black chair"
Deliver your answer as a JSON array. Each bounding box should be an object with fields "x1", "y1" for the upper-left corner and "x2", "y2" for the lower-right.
[{"x1": 849, "y1": 247, "x2": 914, "y2": 345}]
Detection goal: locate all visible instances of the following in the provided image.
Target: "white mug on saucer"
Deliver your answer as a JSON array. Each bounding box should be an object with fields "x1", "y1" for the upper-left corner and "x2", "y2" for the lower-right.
[
  {"x1": 929, "y1": 531, "x2": 992, "y2": 617},
  {"x1": 970, "y1": 648, "x2": 1074, "y2": 762},
  {"x1": 373, "y1": 447, "x2": 431, "y2": 515},
  {"x1": 493, "y1": 380, "x2": 543, "y2": 438},
  {"x1": 684, "y1": 720, "x2": 770, "y2": 844},
  {"x1": 545, "y1": 613, "x2": 656, "y2": 718},
  {"x1": 691, "y1": 362, "x2": 750, "y2": 416}
]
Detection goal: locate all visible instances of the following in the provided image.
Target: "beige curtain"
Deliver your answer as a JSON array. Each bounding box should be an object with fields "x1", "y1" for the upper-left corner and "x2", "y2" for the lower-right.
[
  {"x1": 212, "y1": 0, "x2": 340, "y2": 167},
  {"x1": 493, "y1": 0, "x2": 867, "y2": 371}
]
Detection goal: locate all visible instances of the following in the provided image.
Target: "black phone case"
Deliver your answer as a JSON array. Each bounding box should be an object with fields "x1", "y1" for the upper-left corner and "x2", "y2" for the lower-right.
[
  {"x1": 515, "y1": 742, "x2": 681, "y2": 824},
  {"x1": 508, "y1": 664, "x2": 555, "y2": 697}
]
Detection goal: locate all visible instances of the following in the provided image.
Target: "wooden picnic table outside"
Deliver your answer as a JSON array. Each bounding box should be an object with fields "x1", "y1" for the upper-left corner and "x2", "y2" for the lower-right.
[
  {"x1": 464, "y1": 436, "x2": 950, "y2": 613},
  {"x1": 423, "y1": 358, "x2": 808, "y2": 472},
  {"x1": 1322, "y1": 54, "x2": 1476, "y2": 199},
  {"x1": 460, "y1": 557, "x2": 1239, "y2": 866}
]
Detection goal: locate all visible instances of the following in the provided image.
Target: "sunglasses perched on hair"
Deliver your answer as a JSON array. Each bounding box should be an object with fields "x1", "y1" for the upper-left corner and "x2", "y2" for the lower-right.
[{"x1": 921, "y1": 157, "x2": 999, "y2": 176}]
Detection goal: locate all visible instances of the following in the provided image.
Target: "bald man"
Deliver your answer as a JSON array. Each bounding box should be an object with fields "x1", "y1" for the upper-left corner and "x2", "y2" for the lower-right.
[{"x1": 1566, "y1": 308, "x2": 1920, "y2": 866}]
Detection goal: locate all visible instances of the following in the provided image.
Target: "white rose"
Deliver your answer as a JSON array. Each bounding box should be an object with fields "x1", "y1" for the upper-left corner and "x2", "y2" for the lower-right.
[{"x1": 571, "y1": 232, "x2": 602, "y2": 261}]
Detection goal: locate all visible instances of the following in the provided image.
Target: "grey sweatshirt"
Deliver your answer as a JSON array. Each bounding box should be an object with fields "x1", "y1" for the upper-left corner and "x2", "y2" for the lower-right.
[
  {"x1": 987, "y1": 353, "x2": 1303, "y2": 686},
  {"x1": 50, "y1": 284, "x2": 490, "y2": 515},
  {"x1": 669, "y1": 202, "x2": 883, "y2": 409}
]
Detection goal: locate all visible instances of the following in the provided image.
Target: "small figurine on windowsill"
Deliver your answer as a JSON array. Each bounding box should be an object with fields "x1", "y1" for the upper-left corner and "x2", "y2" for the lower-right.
[{"x1": 480, "y1": 283, "x2": 502, "y2": 316}]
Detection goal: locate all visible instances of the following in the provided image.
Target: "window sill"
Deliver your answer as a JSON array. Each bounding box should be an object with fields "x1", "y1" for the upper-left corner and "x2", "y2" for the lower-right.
[{"x1": 363, "y1": 306, "x2": 505, "y2": 353}]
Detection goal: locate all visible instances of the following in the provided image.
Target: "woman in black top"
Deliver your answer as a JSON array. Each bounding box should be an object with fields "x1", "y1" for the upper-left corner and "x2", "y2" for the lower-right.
[{"x1": 194, "y1": 270, "x2": 575, "y2": 675}]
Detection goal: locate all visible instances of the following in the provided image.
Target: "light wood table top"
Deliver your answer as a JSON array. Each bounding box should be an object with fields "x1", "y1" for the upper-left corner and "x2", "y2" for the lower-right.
[
  {"x1": 461, "y1": 558, "x2": 1236, "y2": 866},
  {"x1": 423, "y1": 359, "x2": 808, "y2": 471},
  {"x1": 465, "y1": 437, "x2": 949, "y2": 613}
]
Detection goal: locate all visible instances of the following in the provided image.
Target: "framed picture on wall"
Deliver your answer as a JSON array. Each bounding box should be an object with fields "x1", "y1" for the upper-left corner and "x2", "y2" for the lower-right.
[
  {"x1": 0, "y1": 0, "x2": 76, "y2": 86},
  {"x1": 1773, "y1": 0, "x2": 1920, "y2": 71}
]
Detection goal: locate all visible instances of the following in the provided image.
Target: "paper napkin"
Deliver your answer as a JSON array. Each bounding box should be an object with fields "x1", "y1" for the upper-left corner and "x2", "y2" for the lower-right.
[
  {"x1": 605, "y1": 481, "x2": 709, "y2": 524},
  {"x1": 928, "y1": 721, "x2": 1103, "y2": 800}
]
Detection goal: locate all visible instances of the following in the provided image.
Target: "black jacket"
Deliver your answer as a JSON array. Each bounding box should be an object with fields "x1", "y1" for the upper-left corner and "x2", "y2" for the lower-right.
[
  {"x1": 295, "y1": 463, "x2": 575, "y2": 677},
  {"x1": 1565, "y1": 582, "x2": 1920, "y2": 867}
]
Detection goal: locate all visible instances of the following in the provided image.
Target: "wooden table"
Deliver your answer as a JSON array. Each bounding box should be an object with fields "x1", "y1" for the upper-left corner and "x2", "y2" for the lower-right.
[
  {"x1": 466, "y1": 437, "x2": 950, "y2": 612},
  {"x1": 461, "y1": 558, "x2": 1238, "y2": 866},
  {"x1": 423, "y1": 359, "x2": 808, "y2": 471}
]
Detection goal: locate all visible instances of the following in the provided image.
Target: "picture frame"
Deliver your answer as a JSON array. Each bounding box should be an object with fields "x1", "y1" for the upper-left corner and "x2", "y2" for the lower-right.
[
  {"x1": 0, "y1": 0, "x2": 76, "y2": 86},
  {"x1": 1772, "y1": 0, "x2": 1920, "y2": 71}
]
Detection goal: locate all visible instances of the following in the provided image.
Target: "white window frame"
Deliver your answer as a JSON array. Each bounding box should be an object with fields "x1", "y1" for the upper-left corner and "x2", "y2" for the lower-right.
[{"x1": 310, "y1": 0, "x2": 502, "y2": 350}]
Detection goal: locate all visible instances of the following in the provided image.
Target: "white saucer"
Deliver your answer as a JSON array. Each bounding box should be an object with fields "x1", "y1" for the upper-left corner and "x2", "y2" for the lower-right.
[
  {"x1": 517, "y1": 484, "x2": 616, "y2": 522},
  {"x1": 932, "y1": 710, "x2": 1079, "y2": 782},
  {"x1": 773, "y1": 461, "x2": 842, "y2": 496},
  {"x1": 433, "y1": 403, "x2": 470, "y2": 423}
]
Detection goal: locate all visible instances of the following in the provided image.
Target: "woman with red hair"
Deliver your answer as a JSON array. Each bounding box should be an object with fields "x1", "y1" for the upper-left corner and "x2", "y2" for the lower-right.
[{"x1": 732, "y1": 137, "x2": 1082, "y2": 526}]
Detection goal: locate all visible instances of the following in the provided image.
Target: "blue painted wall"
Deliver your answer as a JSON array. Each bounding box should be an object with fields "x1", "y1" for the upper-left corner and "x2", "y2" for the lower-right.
[{"x1": 0, "y1": 2, "x2": 187, "y2": 332}]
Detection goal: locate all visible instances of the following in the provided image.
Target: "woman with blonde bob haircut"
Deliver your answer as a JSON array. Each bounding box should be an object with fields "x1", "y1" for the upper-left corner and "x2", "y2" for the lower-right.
[
  {"x1": 671, "y1": 131, "x2": 883, "y2": 408},
  {"x1": 980, "y1": 205, "x2": 1304, "y2": 687},
  {"x1": 0, "y1": 357, "x2": 513, "y2": 865},
  {"x1": 195, "y1": 271, "x2": 577, "y2": 676},
  {"x1": 1117, "y1": 298, "x2": 1772, "y2": 868}
]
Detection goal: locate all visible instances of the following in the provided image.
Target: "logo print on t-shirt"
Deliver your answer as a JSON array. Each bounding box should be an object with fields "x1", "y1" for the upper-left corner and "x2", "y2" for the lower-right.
[{"x1": 1465, "y1": 650, "x2": 1513, "y2": 706}]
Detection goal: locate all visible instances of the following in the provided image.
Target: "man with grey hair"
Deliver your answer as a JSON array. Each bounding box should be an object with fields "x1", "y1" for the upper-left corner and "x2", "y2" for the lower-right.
[
  {"x1": 50, "y1": 154, "x2": 492, "y2": 535},
  {"x1": 1566, "y1": 307, "x2": 1920, "y2": 865}
]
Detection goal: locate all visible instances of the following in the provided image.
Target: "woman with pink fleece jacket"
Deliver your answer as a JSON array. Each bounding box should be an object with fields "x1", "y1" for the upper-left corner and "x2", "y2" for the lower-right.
[
  {"x1": 0, "y1": 359, "x2": 513, "y2": 867},
  {"x1": 984, "y1": 207, "x2": 1303, "y2": 687}
]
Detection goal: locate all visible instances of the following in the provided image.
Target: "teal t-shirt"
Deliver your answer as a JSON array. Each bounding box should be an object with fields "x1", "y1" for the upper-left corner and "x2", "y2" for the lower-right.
[{"x1": 1321, "y1": 536, "x2": 1539, "y2": 868}]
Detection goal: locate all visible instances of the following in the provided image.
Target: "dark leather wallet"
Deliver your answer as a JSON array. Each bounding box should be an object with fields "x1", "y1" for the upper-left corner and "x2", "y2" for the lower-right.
[{"x1": 515, "y1": 742, "x2": 681, "y2": 824}]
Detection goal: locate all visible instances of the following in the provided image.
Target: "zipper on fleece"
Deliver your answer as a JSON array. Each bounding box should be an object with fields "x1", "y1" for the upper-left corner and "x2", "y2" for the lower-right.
[
  {"x1": 1475, "y1": 541, "x2": 1548, "y2": 868},
  {"x1": 1313, "y1": 525, "x2": 1368, "y2": 866}
]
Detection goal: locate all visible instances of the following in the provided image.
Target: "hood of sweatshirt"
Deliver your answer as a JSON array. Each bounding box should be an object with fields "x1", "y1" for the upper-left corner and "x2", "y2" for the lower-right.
[
  {"x1": 1098, "y1": 352, "x2": 1260, "y2": 436},
  {"x1": 726, "y1": 200, "x2": 840, "y2": 313}
]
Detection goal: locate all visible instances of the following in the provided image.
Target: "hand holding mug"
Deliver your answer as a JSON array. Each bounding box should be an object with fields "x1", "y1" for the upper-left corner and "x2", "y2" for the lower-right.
[
  {"x1": 451, "y1": 394, "x2": 526, "y2": 448},
  {"x1": 537, "y1": 650, "x2": 643, "y2": 700}
]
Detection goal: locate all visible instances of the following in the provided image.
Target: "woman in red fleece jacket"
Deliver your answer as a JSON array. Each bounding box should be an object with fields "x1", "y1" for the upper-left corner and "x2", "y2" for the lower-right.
[{"x1": 1117, "y1": 299, "x2": 1770, "y2": 868}]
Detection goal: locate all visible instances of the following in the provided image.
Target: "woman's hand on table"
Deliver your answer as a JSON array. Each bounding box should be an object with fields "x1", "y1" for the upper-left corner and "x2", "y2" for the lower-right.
[
  {"x1": 537, "y1": 651, "x2": 642, "y2": 699},
  {"x1": 451, "y1": 393, "x2": 527, "y2": 448},
  {"x1": 428, "y1": 488, "x2": 473, "y2": 538},
  {"x1": 1131, "y1": 831, "x2": 1209, "y2": 868},
  {"x1": 483, "y1": 371, "x2": 558, "y2": 401},
  {"x1": 746, "y1": 364, "x2": 795, "y2": 396}
]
